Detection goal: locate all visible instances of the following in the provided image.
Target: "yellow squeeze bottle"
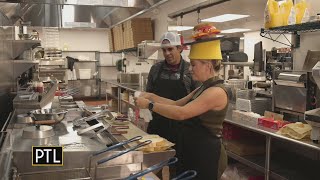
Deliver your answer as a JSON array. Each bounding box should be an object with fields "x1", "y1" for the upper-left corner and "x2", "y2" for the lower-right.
[
  {"x1": 280, "y1": 0, "x2": 294, "y2": 26},
  {"x1": 265, "y1": 0, "x2": 283, "y2": 28},
  {"x1": 295, "y1": 0, "x2": 307, "y2": 24}
]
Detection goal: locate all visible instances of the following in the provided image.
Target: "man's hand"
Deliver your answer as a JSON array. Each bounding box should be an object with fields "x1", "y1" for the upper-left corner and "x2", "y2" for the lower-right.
[{"x1": 134, "y1": 97, "x2": 150, "y2": 109}]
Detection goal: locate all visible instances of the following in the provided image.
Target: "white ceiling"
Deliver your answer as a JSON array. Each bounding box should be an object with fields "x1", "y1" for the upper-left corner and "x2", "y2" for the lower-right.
[{"x1": 142, "y1": 0, "x2": 268, "y2": 39}]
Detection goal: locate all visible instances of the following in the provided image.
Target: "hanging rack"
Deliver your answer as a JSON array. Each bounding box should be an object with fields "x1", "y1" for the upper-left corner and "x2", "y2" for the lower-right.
[
  {"x1": 197, "y1": 8, "x2": 201, "y2": 24},
  {"x1": 168, "y1": 0, "x2": 230, "y2": 19}
]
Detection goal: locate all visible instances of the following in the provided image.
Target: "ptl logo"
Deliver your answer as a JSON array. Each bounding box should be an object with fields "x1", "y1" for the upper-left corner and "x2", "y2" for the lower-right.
[{"x1": 32, "y1": 146, "x2": 63, "y2": 166}]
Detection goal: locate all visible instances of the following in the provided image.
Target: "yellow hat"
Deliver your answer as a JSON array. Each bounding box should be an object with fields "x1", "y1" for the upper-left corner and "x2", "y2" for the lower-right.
[
  {"x1": 189, "y1": 40, "x2": 222, "y2": 60},
  {"x1": 188, "y1": 23, "x2": 222, "y2": 60}
]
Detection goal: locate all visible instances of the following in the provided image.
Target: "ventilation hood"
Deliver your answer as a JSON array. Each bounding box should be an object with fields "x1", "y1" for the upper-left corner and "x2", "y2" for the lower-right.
[{"x1": 0, "y1": 0, "x2": 169, "y2": 28}]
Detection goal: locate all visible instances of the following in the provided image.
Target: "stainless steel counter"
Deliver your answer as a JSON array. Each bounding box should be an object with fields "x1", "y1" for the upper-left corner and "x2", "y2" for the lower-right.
[
  {"x1": 104, "y1": 80, "x2": 144, "y2": 92},
  {"x1": 0, "y1": 107, "x2": 172, "y2": 179},
  {"x1": 224, "y1": 107, "x2": 320, "y2": 180},
  {"x1": 102, "y1": 80, "x2": 320, "y2": 180},
  {"x1": 225, "y1": 109, "x2": 320, "y2": 151},
  {"x1": 104, "y1": 117, "x2": 175, "y2": 169}
]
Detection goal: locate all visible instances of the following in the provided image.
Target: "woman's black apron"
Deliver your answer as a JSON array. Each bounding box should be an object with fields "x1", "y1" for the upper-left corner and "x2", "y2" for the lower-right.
[
  {"x1": 147, "y1": 61, "x2": 188, "y2": 144},
  {"x1": 176, "y1": 78, "x2": 225, "y2": 180}
]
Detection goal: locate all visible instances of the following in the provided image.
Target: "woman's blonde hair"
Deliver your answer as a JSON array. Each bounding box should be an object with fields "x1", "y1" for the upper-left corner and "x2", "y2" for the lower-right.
[{"x1": 199, "y1": 60, "x2": 221, "y2": 72}]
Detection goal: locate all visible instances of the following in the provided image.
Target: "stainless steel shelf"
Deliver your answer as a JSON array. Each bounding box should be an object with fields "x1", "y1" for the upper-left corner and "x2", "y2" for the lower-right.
[
  {"x1": 227, "y1": 151, "x2": 265, "y2": 173},
  {"x1": 227, "y1": 151, "x2": 287, "y2": 180},
  {"x1": 224, "y1": 118, "x2": 320, "y2": 151},
  {"x1": 115, "y1": 47, "x2": 137, "y2": 53},
  {"x1": 68, "y1": 79, "x2": 96, "y2": 81},
  {"x1": 106, "y1": 92, "x2": 118, "y2": 100},
  {"x1": 75, "y1": 60, "x2": 98, "y2": 62},
  {"x1": 98, "y1": 65, "x2": 115, "y2": 67},
  {"x1": 6, "y1": 40, "x2": 41, "y2": 59},
  {"x1": 62, "y1": 50, "x2": 98, "y2": 52},
  {"x1": 222, "y1": 62, "x2": 254, "y2": 66},
  {"x1": 12, "y1": 60, "x2": 38, "y2": 79},
  {"x1": 104, "y1": 80, "x2": 143, "y2": 92}
]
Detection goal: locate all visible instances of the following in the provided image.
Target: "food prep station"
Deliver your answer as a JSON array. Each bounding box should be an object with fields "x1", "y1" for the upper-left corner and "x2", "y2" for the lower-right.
[{"x1": 0, "y1": 82, "x2": 175, "y2": 180}]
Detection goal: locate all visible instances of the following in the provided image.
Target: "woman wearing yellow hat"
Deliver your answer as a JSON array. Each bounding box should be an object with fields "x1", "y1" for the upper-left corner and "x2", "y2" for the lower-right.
[{"x1": 135, "y1": 23, "x2": 227, "y2": 180}]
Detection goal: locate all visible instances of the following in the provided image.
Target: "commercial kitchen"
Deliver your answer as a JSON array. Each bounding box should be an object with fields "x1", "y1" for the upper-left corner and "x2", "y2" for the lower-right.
[{"x1": 0, "y1": 0, "x2": 320, "y2": 179}]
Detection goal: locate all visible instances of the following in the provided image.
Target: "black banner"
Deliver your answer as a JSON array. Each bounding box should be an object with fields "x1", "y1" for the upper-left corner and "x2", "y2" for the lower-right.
[{"x1": 32, "y1": 146, "x2": 63, "y2": 166}]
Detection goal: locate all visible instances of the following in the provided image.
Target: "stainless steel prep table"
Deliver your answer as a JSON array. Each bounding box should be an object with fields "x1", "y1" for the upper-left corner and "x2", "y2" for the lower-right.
[
  {"x1": 224, "y1": 106, "x2": 320, "y2": 180},
  {"x1": 0, "y1": 107, "x2": 174, "y2": 179}
]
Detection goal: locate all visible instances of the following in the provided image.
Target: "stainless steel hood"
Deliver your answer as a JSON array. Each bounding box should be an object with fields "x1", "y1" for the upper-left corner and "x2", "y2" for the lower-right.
[
  {"x1": 0, "y1": 0, "x2": 145, "y2": 7},
  {"x1": 0, "y1": 0, "x2": 169, "y2": 28}
]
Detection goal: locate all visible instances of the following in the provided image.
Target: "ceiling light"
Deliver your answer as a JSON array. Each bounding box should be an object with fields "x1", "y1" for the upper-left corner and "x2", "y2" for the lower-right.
[
  {"x1": 202, "y1": 14, "x2": 250, "y2": 23},
  {"x1": 168, "y1": 26, "x2": 193, "y2": 31},
  {"x1": 216, "y1": 35, "x2": 224, "y2": 37},
  {"x1": 221, "y1": 28, "x2": 251, "y2": 33}
]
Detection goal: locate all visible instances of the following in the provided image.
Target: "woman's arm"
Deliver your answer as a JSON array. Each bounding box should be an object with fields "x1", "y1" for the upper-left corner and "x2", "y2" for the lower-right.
[
  {"x1": 140, "y1": 92, "x2": 175, "y2": 105},
  {"x1": 135, "y1": 87, "x2": 227, "y2": 120},
  {"x1": 140, "y1": 88, "x2": 199, "y2": 106}
]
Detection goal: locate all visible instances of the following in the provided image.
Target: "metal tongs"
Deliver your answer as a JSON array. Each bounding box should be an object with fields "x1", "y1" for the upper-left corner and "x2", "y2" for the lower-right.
[
  {"x1": 124, "y1": 157, "x2": 178, "y2": 180},
  {"x1": 58, "y1": 87, "x2": 80, "y2": 98},
  {"x1": 172, "y1": 170, "x2": 197, "y2": 180},
  {"x1": 87, "y1": 136, "x2": 152, "y2": 179},
  {"x1": 124, "y1": 158, "x2": 197, "y2": 180},
  {"x1": 73, "y1": 109, "x2": 113, "y2": 127}
]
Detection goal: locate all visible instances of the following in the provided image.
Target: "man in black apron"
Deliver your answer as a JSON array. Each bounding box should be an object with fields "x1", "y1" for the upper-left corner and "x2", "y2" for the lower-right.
[{"x1": 146, "y1": 32, "x2": 199, "y2": 144}]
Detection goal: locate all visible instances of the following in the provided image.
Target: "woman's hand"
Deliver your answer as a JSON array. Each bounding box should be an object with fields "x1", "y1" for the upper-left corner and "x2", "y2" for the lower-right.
[
  {"x1": 139, "y1": 92, "x2": 153, "y2": 99},
  {"x1": 134, "y1": 97, "x2": 150, "y2": 109}
]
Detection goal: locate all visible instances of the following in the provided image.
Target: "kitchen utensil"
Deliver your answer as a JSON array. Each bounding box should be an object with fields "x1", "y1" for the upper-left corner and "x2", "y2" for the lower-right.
[
  {"x1": 124, "y1": 157, "x2": 178, "y2": 180},
  {"x1": 30, "y1": 109, "x2": 68, "y2": 124},
  {"x1": 77, "y1": 123, "x2": 105, "y2": 135},
  {"x1": 22, "y1": 125, "x2": 55, "y2": 139},
  {"x1": 73, "y1": 110, "x2": 113, "y2": 127},
  {"x1": 17, "y1": 114, "x2": 34, "y2": 123},
  {"x1": 18, "y1": 33, "x2": 34, "y2": 40},
  {"x1": 172, "y1": 170, "x2": 197, "y2": 180},
  {"x1": 60, "y1": 101, "x2": 78, "y2": 108}
]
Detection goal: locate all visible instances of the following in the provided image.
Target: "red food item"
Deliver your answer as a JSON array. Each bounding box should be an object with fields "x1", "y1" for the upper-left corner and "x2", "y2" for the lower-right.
[
  {"x1": 192, "y1": 23, "x2": 221, "y2": 40},
  {"x1": 258, "y1": 117, "x2": 291, "y2": 130}
]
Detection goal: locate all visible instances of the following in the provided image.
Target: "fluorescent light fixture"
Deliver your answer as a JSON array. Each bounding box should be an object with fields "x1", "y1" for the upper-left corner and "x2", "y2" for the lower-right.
[
  {"x1": 216, "y1": 35, "x2": 224, "y2": 37},
  {"x1": 221, "y1": 28, "x2": 251, "y2": 33},
  {"x1": 202, "y1": 14, "x2": 250, "y2": 23},
  {"x1": 168, "y1": 26, "x2": 193, "y2": 31}
]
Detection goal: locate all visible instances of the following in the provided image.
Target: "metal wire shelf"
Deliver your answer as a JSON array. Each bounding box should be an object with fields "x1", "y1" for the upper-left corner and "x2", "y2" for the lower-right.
[{"x1": 260, "y1": 21, "x2": 320, "y2": 48}]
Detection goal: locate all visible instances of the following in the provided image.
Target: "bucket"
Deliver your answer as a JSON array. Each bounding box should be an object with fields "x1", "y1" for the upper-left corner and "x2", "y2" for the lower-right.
[{"x1": 79, "y1": 69, "x2": 91, "y2": 79}]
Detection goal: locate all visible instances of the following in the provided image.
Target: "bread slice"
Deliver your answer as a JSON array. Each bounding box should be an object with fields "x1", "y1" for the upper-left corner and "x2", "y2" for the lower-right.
[
  {"x1": 138, "y1": 134, "x2": 165, "y2": 147},
  {"x1": 138, "y1": 134, "x2": 175, "y2": 152}
]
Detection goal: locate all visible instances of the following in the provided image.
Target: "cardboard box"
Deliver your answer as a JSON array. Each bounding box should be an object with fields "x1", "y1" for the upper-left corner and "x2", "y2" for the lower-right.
[
  {"x1": 115, "y1": 18, "x2": 154, "y2": 51},
  {"x1": 107, "y1": 29, "x2": 114, "y2": 52},
  {"x1": 112, "y1": 24, "x2": 125, "y2": 51},
  {"x1": 124, "y1": 18, "x2": 152, "y2": 31},
  {"x1": 123, "y1": 30, "x2": 153, "y2": 49}
]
